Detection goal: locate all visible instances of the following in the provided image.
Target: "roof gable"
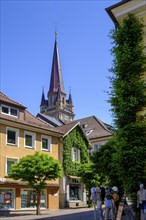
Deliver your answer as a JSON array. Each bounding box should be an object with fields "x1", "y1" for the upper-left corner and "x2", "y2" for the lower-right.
[
  {"x1": 57, "y1": 120, "x2": 89, "y2": 142},
  {"x1": 0, "y1": 92, "x2": 64, "y2": 136},
  {"x1": 0, "y1": 92, "x2": 26, "y2": 109},
  {"x1": 74, "y1": 116, "x2": 113, "y2": 140}
]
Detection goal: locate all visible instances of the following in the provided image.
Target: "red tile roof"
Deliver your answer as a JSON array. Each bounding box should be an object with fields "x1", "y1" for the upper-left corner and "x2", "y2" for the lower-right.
[
  {"x1": 57, "y1": 121, "x2": 80, "y2": 135},
  {"x1": 0, "y1": 92, "x2": 64, "y2": 135},
  {"x1": 0, "y1": 92, "x2": 26, "y2": 109}
]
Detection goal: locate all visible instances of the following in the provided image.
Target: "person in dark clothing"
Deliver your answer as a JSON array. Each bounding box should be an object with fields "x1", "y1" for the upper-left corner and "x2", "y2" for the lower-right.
[{"x1": 100, "y1": 187, "x2": 105, "y2": 204}]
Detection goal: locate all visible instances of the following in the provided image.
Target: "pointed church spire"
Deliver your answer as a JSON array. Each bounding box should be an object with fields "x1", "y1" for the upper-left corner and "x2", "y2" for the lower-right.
[
  {"x1": 40, "y1": 33, "x2": 75, "y2": 123},
  {"x1": 40, "y1": 87, "x2": 46, "y2": 106},
  {"x1": 68, "y1": 87, "x2": 73, "y2": 105},
  {"x1": 48, "y1": 33, "x2": 66, "y2": 95}
]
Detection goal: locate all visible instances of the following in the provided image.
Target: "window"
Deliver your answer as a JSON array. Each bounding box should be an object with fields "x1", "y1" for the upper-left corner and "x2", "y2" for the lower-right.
[
  {"x1": 6, "y1": 158, "x2": 18, "y2": 174},
  {"x1": 21, "y1": 189, "x2": 46, "y2": 208},
  {"x1": 2, "y1": 106, "x2": 9, "y2": 114},
  {"x1": 69, "y1": 184, "x2": 81, "y2": 200},
  {"x1": 10, "y1": 108, "x2": 18, "y2": 116},
  {"x1": 41, "y1": 136, "x2": 51, "y2": 151},
  {"x1": 50, "y1": 96, "x2": 52, "y2": 105},
  {"x1": 86, "y1": 129, "x2": 93, "y2": 136},
  {"x1": 1, "y1": 105, "x2": 19, "y2": 117},
  {"x1": 94, "y1": 144, "x2": 100, "y2": 151},
  {"x1": 90, "y1": 142, "x2": 106, "y2": 155},
  {"x1": 24, "y1": 131, "x2": 35, "y2": 149},
  {"x1": 62, "y1": 97, "x2": 65, "y2": 104},
  {"x1": 82, "y1": 123, "x2": 88, "y2": 129},
  {"x1": 0, "y1": 189, "x2": 15, "y2": 210},
  {"x1": 72, "y1": 147, "x2": 80, "y2": 162},
  {"x1": 69, "y1": 177, "x2": 81, "y2": 201},
  {"x1": 6, "y1": 127, "x2": 19, "y2": 146}
]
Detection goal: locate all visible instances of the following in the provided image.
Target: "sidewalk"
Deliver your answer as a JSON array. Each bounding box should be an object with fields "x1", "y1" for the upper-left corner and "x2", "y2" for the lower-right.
[
  {"x1": 121, "y1": 204, "x2": 136, "y2": 220},
  {"x1": 0, "y1": 204, "x2": 136, "y2": 220},
  {"x1": 0, "y1": 207, "x2": 93, "y2": 220}
]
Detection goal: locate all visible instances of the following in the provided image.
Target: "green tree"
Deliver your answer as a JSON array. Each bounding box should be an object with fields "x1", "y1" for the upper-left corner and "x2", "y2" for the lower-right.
[
  {"x1": 91, "y1": 139, "x2": 119, "y2": 185},
  {"x1": 77, "y1": 162, "x2": 106, "y2": 206},
  {"x1": 109, "y1": 14, "x2": 146, "y2": 200},
  {"x1": 91, "y1": 138, "x2": 124, "y2": 199},
  {"x1": 8, "y1": 152, "x2": 62, "y2": 215}
]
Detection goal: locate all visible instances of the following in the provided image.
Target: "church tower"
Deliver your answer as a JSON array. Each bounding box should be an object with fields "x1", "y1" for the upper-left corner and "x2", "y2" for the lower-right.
[{"x1": 40, "y1": 33, "x2": 75, "y2": 123}]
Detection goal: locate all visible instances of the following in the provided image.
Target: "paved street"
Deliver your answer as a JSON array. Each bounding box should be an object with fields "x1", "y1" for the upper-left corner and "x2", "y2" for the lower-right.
[
  {"x1": 0, "y1": 207, "x2": 101, "y2": 220},
  {"x1": 0, "y1": 205, "x2": 135, "y2": 220}
]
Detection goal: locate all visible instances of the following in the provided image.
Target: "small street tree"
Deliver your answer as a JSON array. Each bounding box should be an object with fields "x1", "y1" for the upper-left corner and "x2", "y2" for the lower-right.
[
  {"x1": 8, "y1": 152, "x2": 62, "y2": 215},
  {"x1": 77, "y1": 162, "x2": 105, "y2": 207},
  {"x1": 108, "y1": 13, "x2": 146, "y2": 199}
]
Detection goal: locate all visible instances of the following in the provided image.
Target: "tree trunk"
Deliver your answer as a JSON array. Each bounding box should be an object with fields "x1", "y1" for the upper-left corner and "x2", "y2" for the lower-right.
[{"x1": 36, "y1": 190, "x2": 41, "y2": 215}]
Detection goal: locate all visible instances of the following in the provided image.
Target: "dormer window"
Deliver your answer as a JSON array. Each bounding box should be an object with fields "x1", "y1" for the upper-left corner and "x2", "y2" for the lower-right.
[
  {"x1": 82, "y1": 123, "x2": 88, "y2": 129},
  {"x1": 86, "y1": 129, "x2": 93, "y2": 136},
  {"x1": 1, "y1": 105, "x2": 19, "y2": 117}
]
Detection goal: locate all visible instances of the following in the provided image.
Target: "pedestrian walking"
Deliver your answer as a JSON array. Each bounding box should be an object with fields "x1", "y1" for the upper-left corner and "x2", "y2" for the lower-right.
[
  {"x1": 103, "y1": 186, "x2": 119, "y2": 220},
  {"x1": 137, "y1": 183, "x2": 146, "y2": 220},
  {"x1": 90, "y1": 186, "x2": 103, "y2": 220}
]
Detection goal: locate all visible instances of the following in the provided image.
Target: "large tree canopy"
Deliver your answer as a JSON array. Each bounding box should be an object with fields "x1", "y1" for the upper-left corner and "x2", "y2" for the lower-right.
[
  {"x1": 109, "y1": 14, "x2": 146, "y2": 128},
  {"x1": 92, "y1": 14, "x2": 146, "y2": 208},
  {"x1": 8, "y1": 152, "x2": 62, "y2": 214},
  {"x1": 108, "y1": 14, "x2": 146, "y2": 198}
]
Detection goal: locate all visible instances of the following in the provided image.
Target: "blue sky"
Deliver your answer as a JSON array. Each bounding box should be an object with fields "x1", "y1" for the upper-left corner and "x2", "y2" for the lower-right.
[{"x1": 1, "y1": 0, "x2": 119, "y2": 125}]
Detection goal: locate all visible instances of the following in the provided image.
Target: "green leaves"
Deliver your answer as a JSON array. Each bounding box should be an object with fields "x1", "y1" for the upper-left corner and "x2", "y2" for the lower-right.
[
  {"x1": 63, "y1": 126, "x2": 90, "y2": 176},
  {"x1": 109, "y1": 14, "x2": 146, "y2": 128},
  {"x1": 8, "y1": 152, "x2": 62, "y2": 215},
  {"x1": 8, "y1": 152, "x2": 62, "y2": 188},
  {"x1": 106, "y1": 13, "x2": 146, "y2": 204}
]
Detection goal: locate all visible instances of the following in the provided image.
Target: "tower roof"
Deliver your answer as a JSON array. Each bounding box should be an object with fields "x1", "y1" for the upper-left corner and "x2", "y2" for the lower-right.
[
  {"x1": 48, "y1": 35, "x2": 66, "y2": 94},
  {"x1": 40, "y1": 87, "x2": 46, "y2": 107},
  {"x1": 68, "y1": 93, "x2": 73, "y2": 105},
  {"x1": 67, "y1": 88, "x2": 73, "y2": 106}
]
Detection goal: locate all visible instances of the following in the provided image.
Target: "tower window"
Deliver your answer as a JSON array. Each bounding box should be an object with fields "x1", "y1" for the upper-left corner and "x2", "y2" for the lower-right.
[
  {"x1": 62, "y1": 97, "x2": 65, "y2": 104},
  {"x1": 50, "y1": 97, "x2": 52, "y2": 105}
]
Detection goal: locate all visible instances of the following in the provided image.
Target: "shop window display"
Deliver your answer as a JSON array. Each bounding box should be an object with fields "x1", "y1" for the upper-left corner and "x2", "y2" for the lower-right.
[
  {"x1": 21, "y1": 189, "x2": 46, "y2": 208},
  {"x1": 0, "y1": 189, "x2": 15, "y2": 210},
  {"x1": 69, "y1": 178, "x2": 81, "y2": 200}
]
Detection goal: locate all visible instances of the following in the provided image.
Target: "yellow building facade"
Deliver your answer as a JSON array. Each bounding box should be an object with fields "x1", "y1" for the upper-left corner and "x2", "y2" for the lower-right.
[
  {"x1": 0, "y1": 92, "x2": 64, "y2": 211},
  {"x1": 106, "y1": 0, "x2": 146, "y2": 116}
]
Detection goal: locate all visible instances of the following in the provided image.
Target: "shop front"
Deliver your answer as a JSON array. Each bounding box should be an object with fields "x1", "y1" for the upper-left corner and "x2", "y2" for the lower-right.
[
  {"x1": 0, "y1": 188, "x2": 15, "y2": 210},
  {"x1": 65, "y1": 176, "x2": 87, "y2": 208},
  {"x1": 0, "y1": 181, "x2": 59, "y2": 211}
]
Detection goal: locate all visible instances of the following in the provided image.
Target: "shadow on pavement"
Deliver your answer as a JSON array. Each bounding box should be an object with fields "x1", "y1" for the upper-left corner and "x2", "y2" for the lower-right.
[
  {"x1": 36, "y1": 210, "x2": 98, "y2": 220},
  {"x1": 0, "y1": 209, "x2": 100, "y2": 220},
  {"x1": 0, "y1": 212, "x2": 34, "y2": 217}
]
